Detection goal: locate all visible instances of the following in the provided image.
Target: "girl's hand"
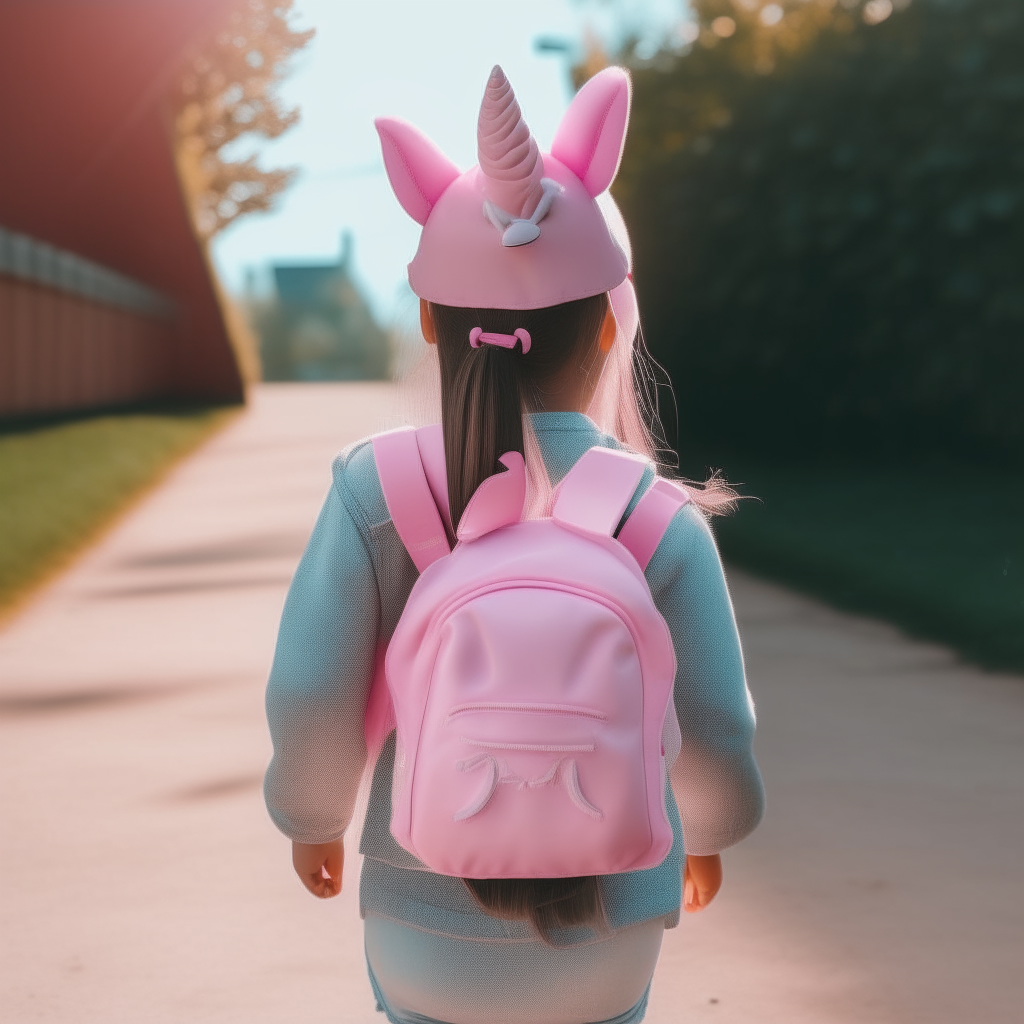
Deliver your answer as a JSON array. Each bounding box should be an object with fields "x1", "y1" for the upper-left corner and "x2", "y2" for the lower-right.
[
  {"x1": 292, "y1": 839, "x2": 344, "y2": 899},
  {"x1": 683, "y1": 853, "x2": 722, "y2": 913}
]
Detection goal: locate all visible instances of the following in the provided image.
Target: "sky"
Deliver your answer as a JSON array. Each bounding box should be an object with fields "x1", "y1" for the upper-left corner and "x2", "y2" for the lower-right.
[{"x1": 211, "y1": 0, "x2": 686, "y2": 327}]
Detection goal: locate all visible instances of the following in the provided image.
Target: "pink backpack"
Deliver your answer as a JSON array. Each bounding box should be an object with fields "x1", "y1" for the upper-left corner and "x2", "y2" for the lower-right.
[{"x1": 368, "y1": 425, "x2": 690, "y2": 879}]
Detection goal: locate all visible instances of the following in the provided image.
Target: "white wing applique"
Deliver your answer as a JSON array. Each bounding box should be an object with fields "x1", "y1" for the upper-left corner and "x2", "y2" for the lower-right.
[
  {"x1": 483, "y1": 178, "x2": 563, "y2": 248},
  {"x1": 453, "y1": 754, "x2": 603, "y2": 821}
]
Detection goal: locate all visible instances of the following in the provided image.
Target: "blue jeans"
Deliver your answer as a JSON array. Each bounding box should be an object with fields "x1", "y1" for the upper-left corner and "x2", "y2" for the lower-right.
[{"x1": 364, "y1": 914, "x2": 664, "y2": 1024}]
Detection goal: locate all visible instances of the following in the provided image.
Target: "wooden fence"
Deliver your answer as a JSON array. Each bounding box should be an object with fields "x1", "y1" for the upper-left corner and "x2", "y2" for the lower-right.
[{"x1": 0, "y1": 227, "x2": 176, "y2": 418}]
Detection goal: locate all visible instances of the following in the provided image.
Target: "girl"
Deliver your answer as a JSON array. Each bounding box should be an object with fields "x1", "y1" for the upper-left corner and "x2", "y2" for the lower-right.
[{"x1": 265, "y1": 66, "x2": 764, "y2": 1024}]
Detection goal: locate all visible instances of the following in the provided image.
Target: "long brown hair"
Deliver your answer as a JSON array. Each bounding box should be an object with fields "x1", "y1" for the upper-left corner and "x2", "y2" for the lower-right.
[
  {"x1": 431, "y1": 294, "x2": 608, "y2": 942},
  {"x1": 432, "y1": 295, "x2": 609, "y2": 530}
]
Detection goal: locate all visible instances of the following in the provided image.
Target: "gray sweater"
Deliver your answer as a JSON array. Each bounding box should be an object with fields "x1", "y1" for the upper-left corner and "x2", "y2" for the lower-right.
[{"x1": 265, "y1": 412, "x2": 764, "y2": 942}]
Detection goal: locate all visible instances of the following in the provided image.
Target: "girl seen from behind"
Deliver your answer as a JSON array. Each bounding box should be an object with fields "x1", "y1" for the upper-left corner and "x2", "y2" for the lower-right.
[{"x1": 265, "y1": 65, "x2": 764, "y2": 1024}]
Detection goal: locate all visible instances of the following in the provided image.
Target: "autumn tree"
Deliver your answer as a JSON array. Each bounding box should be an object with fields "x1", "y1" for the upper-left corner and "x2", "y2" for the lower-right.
[{"x1": 172, "y1": 0, "x2": 314, "y2": 242}]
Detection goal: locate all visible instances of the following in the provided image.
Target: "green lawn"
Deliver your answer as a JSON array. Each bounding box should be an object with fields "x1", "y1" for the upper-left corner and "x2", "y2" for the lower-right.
[
  {"x1": 0, "y1": 405, "x2": 236, "y2": 614},
  {"x1": 693, "y1": 448, "x2": 1023, "y2": 673}
]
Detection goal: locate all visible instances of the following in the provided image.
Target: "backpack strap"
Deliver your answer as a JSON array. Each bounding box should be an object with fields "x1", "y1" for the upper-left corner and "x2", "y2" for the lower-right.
[
  {"x1": 617, "y1": 477, "x2": 692, "y2": 571},
  {"x1": 372, "y1": 427, "x2": 451, "y2": 572},
  {"x1": 552, "y1": 446, "x2": 648, "y2": 537},
  {"x1": 414, "y1": 423, "x2": 453, "y2": 537}
]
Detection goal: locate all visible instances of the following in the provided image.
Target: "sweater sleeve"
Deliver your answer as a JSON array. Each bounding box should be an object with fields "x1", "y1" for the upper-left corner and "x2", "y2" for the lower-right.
[
  {"x1": 646, "y1": 503, "x2": 765, "y2": 857},
  {"x1": 263, "y1": 476, "x2": 380, "y2": 844}
]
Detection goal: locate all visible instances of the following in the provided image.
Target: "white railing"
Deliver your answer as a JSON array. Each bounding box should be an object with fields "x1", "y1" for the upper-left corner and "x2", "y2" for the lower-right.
[{"x1": 0, "y1": 225, "x2": 175, "y2": 319}]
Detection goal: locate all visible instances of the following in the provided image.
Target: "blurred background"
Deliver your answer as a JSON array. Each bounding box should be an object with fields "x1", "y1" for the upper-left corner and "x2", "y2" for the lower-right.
[
  {"x1": 1, "y1": 3, "x2": 1023, "y2": 1022},
  {"x1": 1, "y1": 0, "x2": 1019, "y2": 670}
]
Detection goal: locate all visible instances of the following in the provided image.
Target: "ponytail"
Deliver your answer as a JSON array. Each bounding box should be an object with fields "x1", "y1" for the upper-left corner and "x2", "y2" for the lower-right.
[
  {"x1": 431, "y1": 295, "x2": 609, "y2": 942},
  {"x1": 435, "y1": 321, "x2": 527, "y2": 531},
  {"x1": 432, "y1": 296, "x2": 608, "y2": 531},
  {"x1": 464, "y1": 876, "x2": 605, "y2": 943}
]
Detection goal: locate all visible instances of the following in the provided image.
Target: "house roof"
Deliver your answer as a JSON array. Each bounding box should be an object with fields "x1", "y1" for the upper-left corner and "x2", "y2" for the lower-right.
[{"x1": 274, "y1": 265, "x2": 349, "y2": 307}]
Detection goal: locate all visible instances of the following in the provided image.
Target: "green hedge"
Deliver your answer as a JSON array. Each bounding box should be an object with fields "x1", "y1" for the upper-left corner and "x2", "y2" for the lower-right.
[
  {"x1": 615, "y1": 0, "x2": 1023, "y2": 462},
  {"x1": 711, "y1": 448, "x2": 1024, "y2": 671}
]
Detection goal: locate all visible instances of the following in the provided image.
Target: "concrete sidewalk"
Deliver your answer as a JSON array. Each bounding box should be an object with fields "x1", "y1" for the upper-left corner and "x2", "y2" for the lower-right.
[{"x1": 1, "y1": 383, "x2": 1021, "y2": 1023}]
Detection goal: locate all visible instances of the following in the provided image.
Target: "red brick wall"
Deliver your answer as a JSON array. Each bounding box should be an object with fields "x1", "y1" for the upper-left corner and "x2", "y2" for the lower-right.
[{"x1": 0, "y1": 274, "x2": 174, "y2": 417}]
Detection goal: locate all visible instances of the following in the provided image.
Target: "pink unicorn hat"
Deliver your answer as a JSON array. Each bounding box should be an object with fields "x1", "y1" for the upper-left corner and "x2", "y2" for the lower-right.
[{"x1": 375, "y1": 65, "x2": 633, "y2": 311}]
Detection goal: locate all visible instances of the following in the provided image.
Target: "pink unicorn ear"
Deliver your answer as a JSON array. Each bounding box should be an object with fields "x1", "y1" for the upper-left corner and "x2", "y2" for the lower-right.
[
  {"x1": 375, "y1": 117, "x2": 461, "y2": 226},
  {"x1": 550, "y1": 67, "x2": 631, "y2": 198},
  {"x1": 457, "y1": 451, "x2": 526, "y2": 542}
]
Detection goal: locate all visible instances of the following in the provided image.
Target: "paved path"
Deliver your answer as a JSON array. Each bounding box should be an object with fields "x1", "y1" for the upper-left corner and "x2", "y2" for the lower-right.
[{"x1": 1, "y1": 383, "x2": 1021, "y2": 1024}]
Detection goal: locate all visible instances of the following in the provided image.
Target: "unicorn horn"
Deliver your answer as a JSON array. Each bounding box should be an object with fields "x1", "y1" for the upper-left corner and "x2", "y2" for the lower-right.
[{"x1": 477, "y1": 65, "x2": 545, "y2": 220}]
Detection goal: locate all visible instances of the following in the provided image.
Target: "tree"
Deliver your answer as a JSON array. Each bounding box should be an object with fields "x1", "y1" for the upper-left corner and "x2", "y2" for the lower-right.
[
  {"x1": 607, "y1": 0, "x2": 1023, "y2": 459},
  {"x1": 172, "y1": 0, "x2": 314, "y2": 241}
]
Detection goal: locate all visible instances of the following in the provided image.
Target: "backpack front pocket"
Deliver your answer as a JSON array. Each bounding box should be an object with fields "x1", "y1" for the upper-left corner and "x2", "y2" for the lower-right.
[
  {"x1": 402, "y1": 587, "x2": 656, "y2": 878},
  {"x1": 447, "y1": 702, "x2": 607, "y2": 822}
]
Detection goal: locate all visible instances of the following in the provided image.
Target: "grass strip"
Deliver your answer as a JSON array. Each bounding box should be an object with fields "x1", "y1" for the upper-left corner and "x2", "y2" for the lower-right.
[
  {"x1": 0, "y1": 404, "x2": 237, "y2": 614},
  {"x1": 700, "y1": 451, "x2": 1023, "y2": 673}
]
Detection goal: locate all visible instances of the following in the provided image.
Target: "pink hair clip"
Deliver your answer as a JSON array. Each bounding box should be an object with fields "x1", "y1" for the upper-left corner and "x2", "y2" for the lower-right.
[{"x1": 468, "y1": 327, "x2": 532, "y2": 354}]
